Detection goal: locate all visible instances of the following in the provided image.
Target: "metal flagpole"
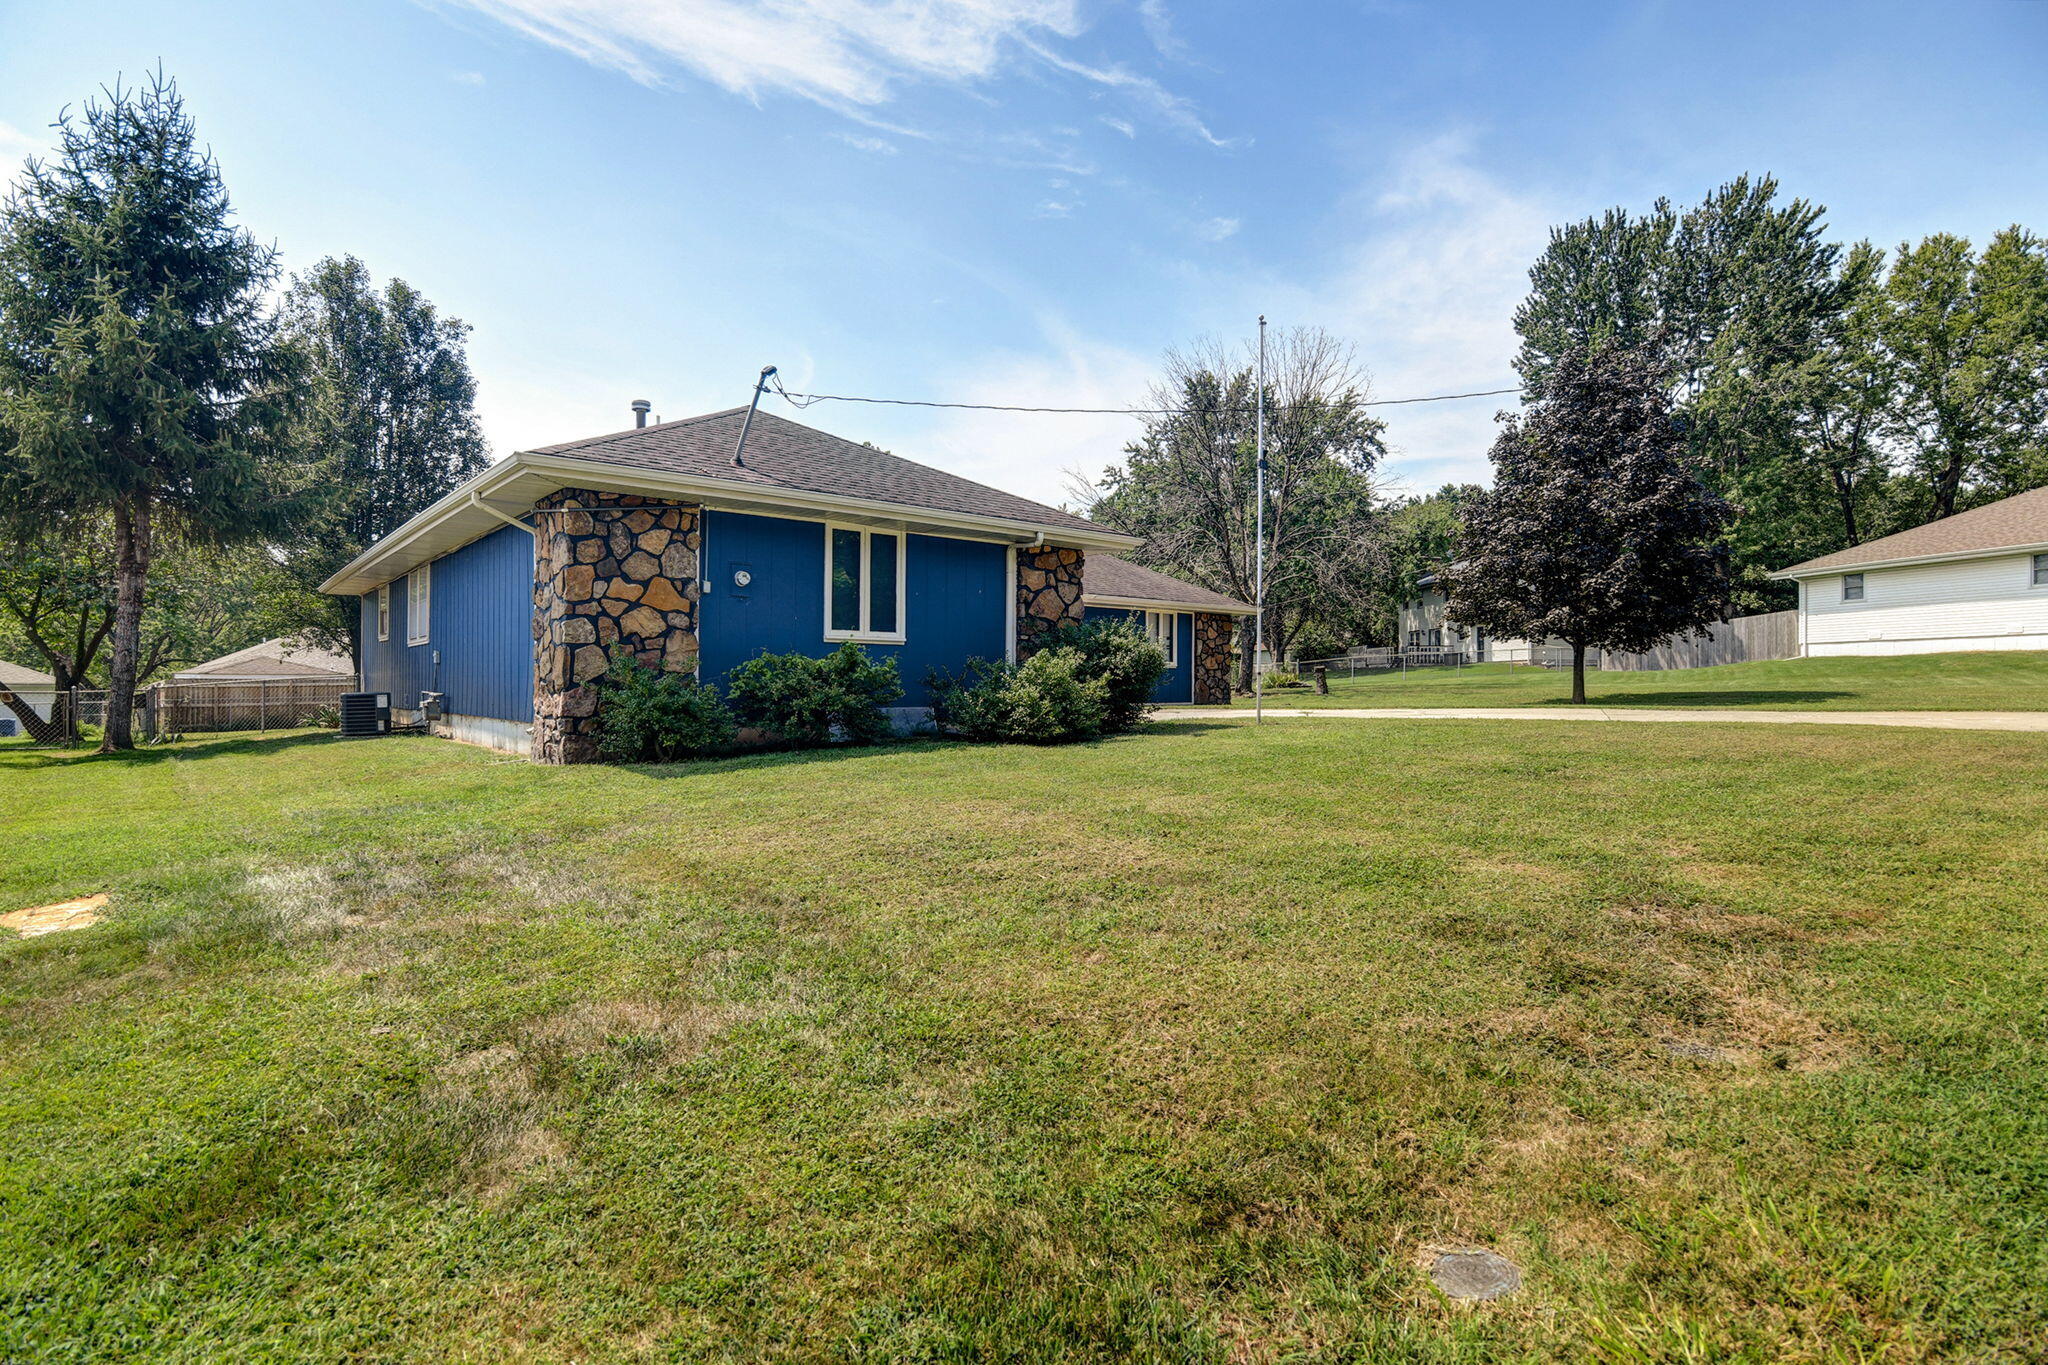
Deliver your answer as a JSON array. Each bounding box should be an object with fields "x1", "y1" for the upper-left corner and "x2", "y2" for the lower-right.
[{"x1": 1254, "y1": 315, "x2": 1267, "y2": 725}]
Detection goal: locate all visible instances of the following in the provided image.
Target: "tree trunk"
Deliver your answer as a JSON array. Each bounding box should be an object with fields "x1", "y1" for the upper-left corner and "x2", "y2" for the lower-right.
[
  {"x1": 1570, "y1": 641, "x2": 1588, "y2": 704},
  {"x1": 100, "y1": 493, "x2": 152, "y2": 752}
]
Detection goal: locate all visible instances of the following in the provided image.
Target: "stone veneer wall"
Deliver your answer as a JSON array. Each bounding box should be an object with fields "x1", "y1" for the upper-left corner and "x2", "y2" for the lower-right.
[
  {"x1": 1192, "y1": 612, "x2": 1234, "y2": 703},
  {"x1": 532, "y1": 488, "x2": 701, "y2": 764},
  {"x1": 1015, "y1": 544, "x2": 1085, "y2": 656}
]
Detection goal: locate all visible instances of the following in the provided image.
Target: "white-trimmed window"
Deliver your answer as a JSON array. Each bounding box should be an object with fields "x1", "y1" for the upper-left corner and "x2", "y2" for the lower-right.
[
  {"x1": 1841, "y1": 572, "x2": 1865, "y2": 602},
  {"x1": 2033, "y1": 553, "x2": 2047, "y2": 587},
  {"x1": 407, "y1": 563, "x2": 432, "y2": 645},
  {"x1": 824, "y1": 525, "x2": 905, "y2": 643},
  {"x1": 375, "y1": 584, "x2": 390, "y2": 642},
  {"x1": 1143, "y1": 610, "x2": 1179, "y2": 667}
]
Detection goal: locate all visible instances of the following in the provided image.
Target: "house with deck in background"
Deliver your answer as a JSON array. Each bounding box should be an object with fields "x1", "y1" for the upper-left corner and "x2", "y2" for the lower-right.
[
  {"x1": 1773, "y1": 485, "x2": 2048, "y2": 657},
  {"x1": 320, "y1": 406, "x2": 1252, "y2": 762},
  {"x1": 1397, "y1": 572, "x2": 1558, "y2": 662}
]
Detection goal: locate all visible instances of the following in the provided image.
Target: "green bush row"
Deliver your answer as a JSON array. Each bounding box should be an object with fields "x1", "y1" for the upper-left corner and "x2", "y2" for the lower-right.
[{"x1": 592, "y1": 618, "x2": 1170, "y2": 763}]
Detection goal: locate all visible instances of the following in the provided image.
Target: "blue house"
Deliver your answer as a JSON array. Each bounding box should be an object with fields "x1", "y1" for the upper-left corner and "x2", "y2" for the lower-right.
[{"x1": 320, "y1": 406, "x2": 1252, "y2": 762}]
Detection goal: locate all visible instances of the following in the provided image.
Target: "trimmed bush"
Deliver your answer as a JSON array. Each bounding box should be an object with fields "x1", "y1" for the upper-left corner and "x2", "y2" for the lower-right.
[
  {"x1": 593, "y1": 647, "x2": 738, "y2": 762},
  {"x1": 726, "y1": 641, "x2": 902, "y2": 747},
  {"x1": 1027, "y1": 618, "x2": 1168, "y2": 732},
  {"x1": 929, "y1": 648, "x2": 1111, "y2": 744},
  {"x1": 1263, "y1": 670, "x2": 1303, "y2": 689}
]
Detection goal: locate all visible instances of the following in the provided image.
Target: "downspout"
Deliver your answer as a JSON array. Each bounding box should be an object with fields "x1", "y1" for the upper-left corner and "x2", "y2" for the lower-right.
[{"x1": 470, "y1": 491, "x2": 535, "y2": 536}]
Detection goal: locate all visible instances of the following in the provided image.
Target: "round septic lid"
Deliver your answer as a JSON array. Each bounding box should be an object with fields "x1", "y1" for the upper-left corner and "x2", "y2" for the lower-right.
[{"x1": 1430, "y1": 1249, "x2": 1521, "y2": 1300}]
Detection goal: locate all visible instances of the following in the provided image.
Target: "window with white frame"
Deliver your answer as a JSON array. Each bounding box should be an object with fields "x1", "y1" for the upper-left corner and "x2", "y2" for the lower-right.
[
  {"x1": 407, "y1": 563, "x2": 432, "y2": 645},
  {"x1": 1143, "y1": 610, "x2": 1179, "y2": 666},
  {"x1": 375, "y1": 584, "x2": 390, "y2": 642},
  {"x1": 825, "y1": 525, "x2": 904, "y2": 642},
  {"x1": 2033, "y1": 553, "x2": 2047, "y2": 587},
  {"x1": 1842, "y1": 572, "x2": 1865, "y2": 602}
]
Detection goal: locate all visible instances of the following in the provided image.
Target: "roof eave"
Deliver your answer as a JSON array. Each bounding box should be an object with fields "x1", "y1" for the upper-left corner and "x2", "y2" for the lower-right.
[
  {"x1": 1770, "y1": 539, "x2": 2048, "y2": 581},
  {"x1": 1085, "y1": 592, "x2": 1256, "y2": 617},
  {"x1": 318, "y1": 450, "x2": 1141, "y2": 595}
]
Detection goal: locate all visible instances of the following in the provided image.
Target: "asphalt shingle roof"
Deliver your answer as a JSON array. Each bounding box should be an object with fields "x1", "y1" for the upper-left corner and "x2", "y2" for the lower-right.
[
  {"x1": 1777, "y1": 485, "x2": 2048, "y2": 576},
  {"x1": 531, "y1": 408, "x2": 1110, "y2": 537},
  {"x1": 1084, "y1": 554, "x2": 1254, "y2": 612}
]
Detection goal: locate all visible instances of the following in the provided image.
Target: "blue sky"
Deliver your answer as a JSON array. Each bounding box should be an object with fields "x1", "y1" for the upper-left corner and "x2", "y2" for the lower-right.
[{"x1": 4, "y1": 1, "x2": 2046, "y2": 505}]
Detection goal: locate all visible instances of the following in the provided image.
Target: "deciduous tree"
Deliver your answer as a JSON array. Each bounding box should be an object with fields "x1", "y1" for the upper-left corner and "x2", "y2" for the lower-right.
[{"x1": 1446, "y1": 345, "x2": 1733, "y2": 704}]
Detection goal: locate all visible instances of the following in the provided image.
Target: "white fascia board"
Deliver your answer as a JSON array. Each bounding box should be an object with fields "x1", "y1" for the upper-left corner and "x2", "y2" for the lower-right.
[
  {"x1": 319, "y1": 451, "x2": 1141, "y2": 595},
  {"x1": 1770, "y1": 540, "x2": 2048, "y2": 581},
  {"x1": 1085, "y1": 593, "x2": 1256, "y2": 617}
]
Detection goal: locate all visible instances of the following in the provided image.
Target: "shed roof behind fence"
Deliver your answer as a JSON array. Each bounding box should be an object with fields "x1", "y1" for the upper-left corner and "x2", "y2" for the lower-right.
[{"x1": 173, "y1": 636, "x2": 356, "y2": 681}]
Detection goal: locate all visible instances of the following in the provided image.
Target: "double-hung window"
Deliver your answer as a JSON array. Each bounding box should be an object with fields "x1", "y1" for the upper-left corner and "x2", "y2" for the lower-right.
[
  {"x1": 825, "y1": 525, "x2": 905, "y2": 642},
  {"x1": 1143, "y1": 610, "x2": 1179, "y2": 667},
  {"x1": 1842, "y1": 572, "x2": 1865, "y2": 602},
  {"x1": 2033, "y1": 553, "x2": 2048, "y2": 587},
  {"x1": 407, "y1": 563, "x2": 432, "y2": 645},
  {"x1": 375, "y1": 584, "x2": 391, "y2": 642}
]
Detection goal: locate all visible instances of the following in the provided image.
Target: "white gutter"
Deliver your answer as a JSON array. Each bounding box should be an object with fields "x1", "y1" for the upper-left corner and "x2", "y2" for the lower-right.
[{"x1": 1770, "y1": 539, "x2": 2048, "y2": 581}]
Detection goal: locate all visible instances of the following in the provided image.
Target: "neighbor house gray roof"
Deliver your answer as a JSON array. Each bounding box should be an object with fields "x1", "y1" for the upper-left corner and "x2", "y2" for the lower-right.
[
  {"x1": 1773, "y1": 486, "x2": 2048, "y2": 578},
  {"x1": 0, "y1": 658, "x2": 55, "y2": 689},
  {"x1": 1083, "y1": 554, "x2": 1255, "y2": 614},
  {"x1": 174, "y1": 636, "x2": 355, "y2": 681},
  {"x1": 532, "y1": 408, "x2": 1109, "y2": 539}
]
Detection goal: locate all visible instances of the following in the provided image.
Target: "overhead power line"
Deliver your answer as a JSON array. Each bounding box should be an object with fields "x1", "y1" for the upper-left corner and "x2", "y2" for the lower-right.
[{"x1": 767, "y1": 373, "x2": 1519, "y2": 416}]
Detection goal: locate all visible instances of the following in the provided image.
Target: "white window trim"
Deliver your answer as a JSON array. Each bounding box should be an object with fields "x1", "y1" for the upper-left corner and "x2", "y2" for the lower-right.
[
  {"x1": 375, "y1": 584, "x2": 390, "y2": 642},
  {"x1": 1144, "y1": 610, "x2": 1179, "y2": 667},
  {"x1": 2032, "y1": 553, "x2": 2048, "y2": 588},
  {"x1": 407, "y1": 563, "x2": 431, "y2": 646},
  {"x1": 822, "y1": 524, "x2": 907, "y2": 644},
  {"x1": 1841, "y1": 572, "x2": 1865, "y2": 602}
]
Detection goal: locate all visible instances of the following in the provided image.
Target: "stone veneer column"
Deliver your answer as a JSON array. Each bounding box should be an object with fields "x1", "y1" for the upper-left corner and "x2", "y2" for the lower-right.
[
  {"x1": 532, "y1": 488, "x2": 701, "y2": 764},
  {"x1": 1014, "y1": 544, "x2": 1085, "y2": 656},
  {"x1": 1192, "y1": 613, "x2": 1234, "y2": 703}
]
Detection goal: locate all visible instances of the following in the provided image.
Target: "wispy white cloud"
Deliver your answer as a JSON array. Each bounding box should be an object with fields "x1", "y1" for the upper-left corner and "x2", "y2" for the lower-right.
[
  {"x1": 1099, "y1": 115, "x2": 1135, "y2": 138},
  {"x1": 1035, "y1": 199, "x2": 1074, "y2": 218},
  {"x1": 434, "y1": 1, "x2": 1236, "y2": 148},
  {"x1": 1313, "y1": 132, "x2": 1550, "y2": 492},
  {"x1": 450, "y1": 69, "x2": 488, "y2": 85},
  {"x1": 831, "y1": 131, "x2": 898, "y2": 154},
  {"x1": 1194, "y1": 215, "x2": 1238, "y2": 241},
  {"x1": 1136, "y1": 0, "x2": 1187, "y2": 62},
  {"x1": 0, "y1": 120, "x2": 47, "y2": 192}
]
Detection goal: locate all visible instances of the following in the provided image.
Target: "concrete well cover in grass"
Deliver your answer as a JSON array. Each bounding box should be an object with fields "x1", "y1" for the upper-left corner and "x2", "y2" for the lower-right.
[{"x1": 1431, "y1": 1249, "x2": 1521, "y2": 1300}]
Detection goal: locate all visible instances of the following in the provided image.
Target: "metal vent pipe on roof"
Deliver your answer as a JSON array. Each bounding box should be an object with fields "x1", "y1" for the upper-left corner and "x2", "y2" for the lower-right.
[{"x1": 631, "y1": 398, "x2": 651, "y2": 428}]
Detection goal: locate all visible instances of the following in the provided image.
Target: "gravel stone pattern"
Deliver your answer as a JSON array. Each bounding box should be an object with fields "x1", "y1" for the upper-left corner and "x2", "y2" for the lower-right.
[
  {"x1": 1192, "y1": 612, "x2": 1234, "y2": 703},
  {"x1": 532, "y1": 487, "x2": 701, "y2": 764},
  {"x1": 1015, "y1": 544, "x2": 1085, "y2": 656}
]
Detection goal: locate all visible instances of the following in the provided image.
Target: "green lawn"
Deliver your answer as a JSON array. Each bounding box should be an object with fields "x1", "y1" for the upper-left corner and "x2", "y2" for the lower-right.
[
  {"x1": 3, "y1": 722, "x2": 2045, "y2": 1361},
  {"x1": 1237, "y1": 650, "x2": 2048, "y2": 711}
]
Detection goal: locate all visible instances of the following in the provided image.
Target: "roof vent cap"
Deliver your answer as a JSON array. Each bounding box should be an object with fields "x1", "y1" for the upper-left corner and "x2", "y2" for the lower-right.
[{"x1": 630, "y1": 398, "x2": 652, "y2": 428}]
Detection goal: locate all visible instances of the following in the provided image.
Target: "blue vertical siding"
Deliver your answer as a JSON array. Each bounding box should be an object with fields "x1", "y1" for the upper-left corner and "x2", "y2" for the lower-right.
[
  {"x1": 357, "y1": 523, "x2": 535, "y2": 720},
  {"x1": 698, "y1": 510, "x2": 1007, "y2": 705},
  {"x1": 1084, "y1": 605, "x2": 1194, "y2": 703}
]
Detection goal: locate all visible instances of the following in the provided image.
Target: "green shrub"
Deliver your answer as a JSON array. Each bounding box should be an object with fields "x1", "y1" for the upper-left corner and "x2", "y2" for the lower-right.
[
  {"x1": 929, "y1": 648, "x2": 1110, "y2": 744},
  {"x1": 726, "y1": 641, "x2": 902, "y2": 747},
  {"x1": 1026, "y1": 618, "x2": 1168, "y2": 732},
  {"x1": 1263, "y1": 670, "x2": 1303, "y2": 689},
  {"x1": 593, "y1": 647, "x2": 738, "y2": 762}
]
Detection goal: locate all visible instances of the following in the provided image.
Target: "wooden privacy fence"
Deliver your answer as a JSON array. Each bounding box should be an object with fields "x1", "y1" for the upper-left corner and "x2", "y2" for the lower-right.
[
  {"x1": 142, "y1": 677, "x2": 357, "y2": 736},
  {"x1": 1598, "y1": 610, "x2": 1798, "y2": 672}
]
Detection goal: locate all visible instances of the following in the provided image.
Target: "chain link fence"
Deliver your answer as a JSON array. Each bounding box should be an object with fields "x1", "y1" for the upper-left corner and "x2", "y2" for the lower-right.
[{"x1": 0, "y1": 678, "x2": 356, "y2": 744}]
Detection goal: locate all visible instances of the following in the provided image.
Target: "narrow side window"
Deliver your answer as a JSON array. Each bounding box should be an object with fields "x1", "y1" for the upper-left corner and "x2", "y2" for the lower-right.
[
  {"x1": 1842, "y1": 573, "x2": 1864, "y2": 602},
  {"x1": 376, "y1": 584, "x2": 391, "y2": 642},
  {"x1": 2032, "y1": 553, "x2": 2047, "y2": 587},
  {"x1": 408, "y1": 563, "x2": 432, "y2": 645}
]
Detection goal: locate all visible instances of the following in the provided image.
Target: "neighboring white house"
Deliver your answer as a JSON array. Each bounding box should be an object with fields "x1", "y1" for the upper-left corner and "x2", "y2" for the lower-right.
[
  {"x1": 172, "y1": 636, "x2": 356, "y2": 682},
  {"x1": 0, "y1": 658, "x2": 56, "y2": 739},
  {"x1": 1772, "y1": 485, "x2": 2048, "y2": 657},
  {"x1": 1397, "y1": 573, "x2": 1558, "y2": 662}
]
